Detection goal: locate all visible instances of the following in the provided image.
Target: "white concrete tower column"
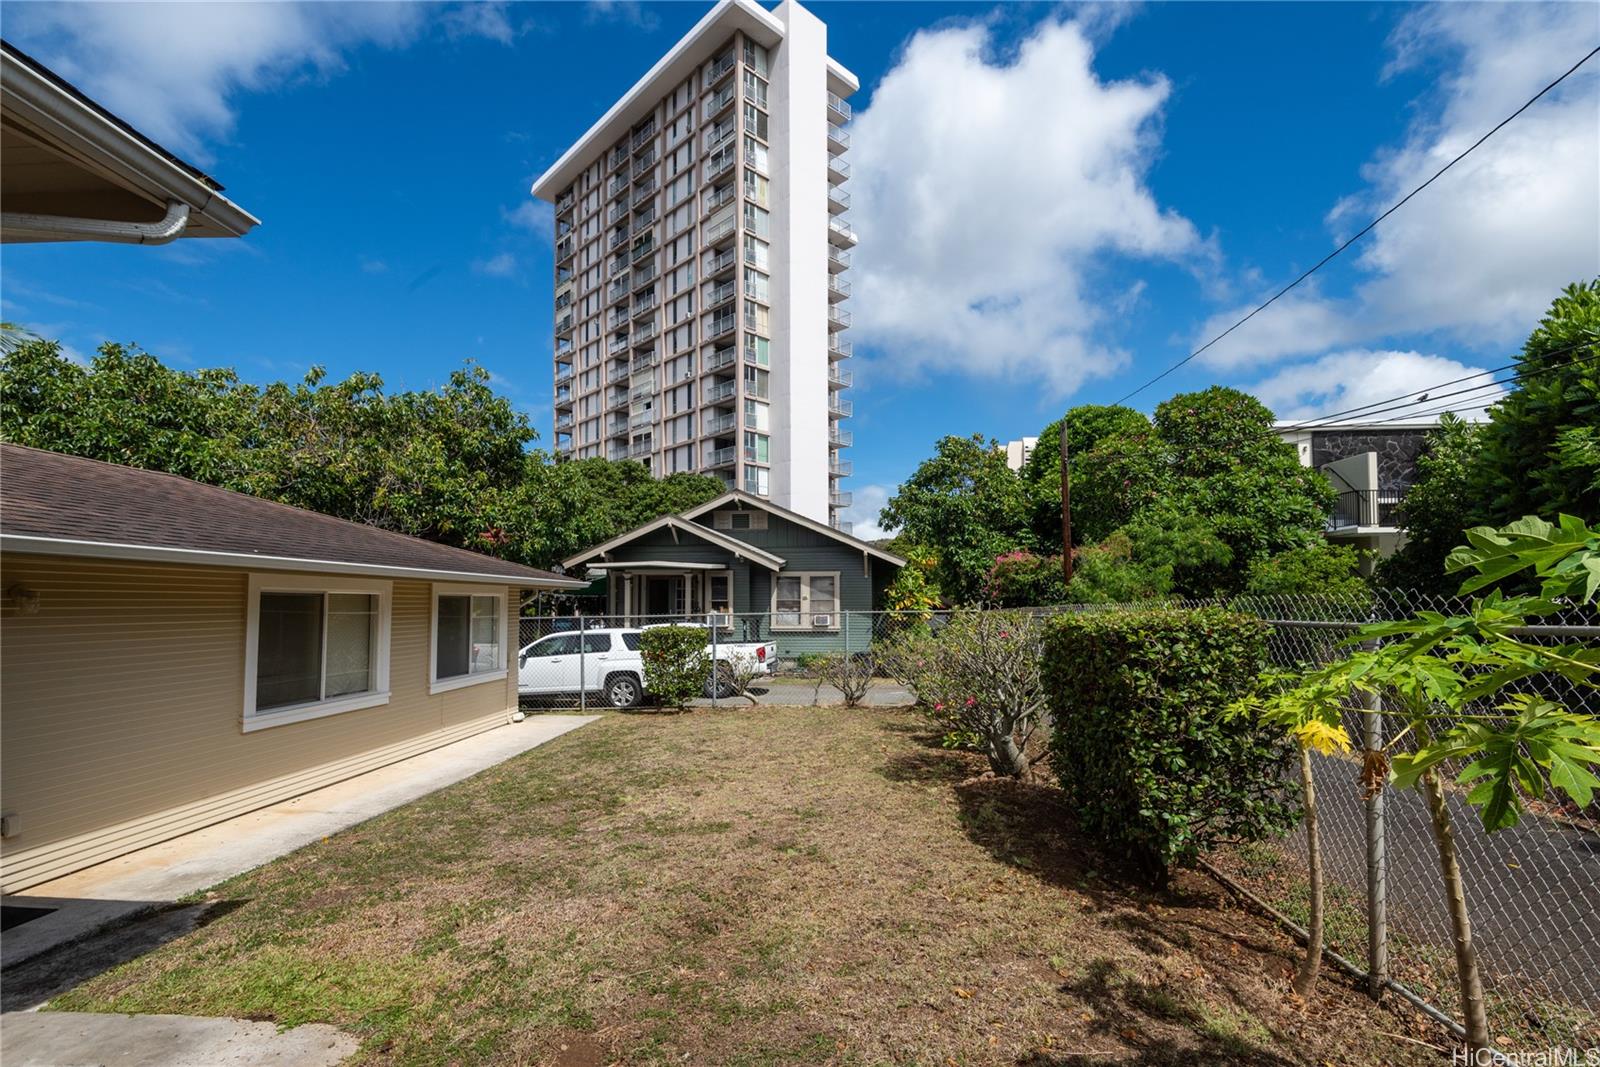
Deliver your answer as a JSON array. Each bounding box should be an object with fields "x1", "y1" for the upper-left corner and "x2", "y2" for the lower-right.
[{"x1": 767, "y1": 0, "x2": 831, "y2": 522}]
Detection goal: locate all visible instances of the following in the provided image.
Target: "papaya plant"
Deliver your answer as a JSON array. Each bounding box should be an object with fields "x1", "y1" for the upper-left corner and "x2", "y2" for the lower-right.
[{"x1": 1251, "y1": 515, "x2": 1600, "y2": 1052}]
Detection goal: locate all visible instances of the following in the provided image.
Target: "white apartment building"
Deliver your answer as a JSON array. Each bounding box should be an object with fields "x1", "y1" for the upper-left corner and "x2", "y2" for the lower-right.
[
  {"x1": 530, "y1": 0, "x2": 857, "y2": 528},
  {"x1": 1004, "y1": 437, "x2": 1037, "y2": 472}
]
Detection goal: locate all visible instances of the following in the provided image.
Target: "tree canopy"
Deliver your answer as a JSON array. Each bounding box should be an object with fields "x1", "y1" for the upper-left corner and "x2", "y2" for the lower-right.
[
  {"x1": 878, "y1": 433, "x2": 1034, "y2": 603},
  {"x1": 1023, "y1": 403, "x2": 1149, "y2": 547},
  {"x1": 0, "y1": 339, "x2": 724, "y2": 570}
]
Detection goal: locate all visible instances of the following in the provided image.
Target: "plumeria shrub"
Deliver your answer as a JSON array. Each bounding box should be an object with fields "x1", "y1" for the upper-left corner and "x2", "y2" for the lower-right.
[
  {"x1": 637, "y1": 625, "x2": 708, "y2": 709},
  {"x1": 881, "y1": 609, "x2": 1047, "y2": 777},
  {"x1": 817, "y1": 651, "x2": 875, "y2": 708},
  {"x1": 1043, "y1": 608, "x2": 1299, "y2": 875}
]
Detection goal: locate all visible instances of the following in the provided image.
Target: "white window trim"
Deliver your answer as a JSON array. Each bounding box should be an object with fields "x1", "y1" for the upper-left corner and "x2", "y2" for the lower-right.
[
  {"x1": 243, "y1": 573, "x2": 392, "y2": 733},
  {"x1": 430, "y1": 583, "x2": 509, "y2": 695},
  {"x1": 770, "y1": 571, "x2": 841, "y2": 631}
]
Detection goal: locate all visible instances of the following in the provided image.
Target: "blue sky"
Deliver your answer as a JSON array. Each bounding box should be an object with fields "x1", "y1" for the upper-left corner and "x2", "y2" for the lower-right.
[{"x1": 2, "y1": 1, "x2": 1596, "y2": 535}]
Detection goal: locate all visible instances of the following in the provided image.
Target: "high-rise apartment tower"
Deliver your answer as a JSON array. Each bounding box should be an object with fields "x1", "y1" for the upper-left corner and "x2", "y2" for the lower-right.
[{"x1": 531, "y1": 0, "x2": 857, "y2": 528}]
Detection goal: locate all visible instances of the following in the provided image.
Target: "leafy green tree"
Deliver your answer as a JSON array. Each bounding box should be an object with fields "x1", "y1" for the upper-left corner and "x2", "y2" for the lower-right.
[
  {"x1": 1024, "y1": 404, "x2": 1150, "y2": 546},
  {"x1": 879, "y1": 434, "x2": 1033, "y2": 604},
  {"x1": 1376, "y1": 414, "x2": 1486, "y2": 593},
  {"x1": 1070, "y1": 430, "x2": 1174, "y2": 545},
  {"x1": 1245, "y1": 543, "x2": 1369, "y2": 599},
  {"x1": 1152, "y1": 386, "x2": 1334, "y2": 579},
  {"x1": 981, "y1": 550, "x2": 1067, "y2": 607},
  {"x1": 1470, "y1": 280, "x2": 1600, "y2": 523},
  {"x1": 1062, "y1": 532, "x2": 1174, "y2": 604}
]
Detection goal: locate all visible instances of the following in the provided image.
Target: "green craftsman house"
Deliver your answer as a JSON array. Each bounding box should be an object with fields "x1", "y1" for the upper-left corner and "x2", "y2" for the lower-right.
[{"x1": 562, "y1": 492, "x2": 903, "y2": 658}]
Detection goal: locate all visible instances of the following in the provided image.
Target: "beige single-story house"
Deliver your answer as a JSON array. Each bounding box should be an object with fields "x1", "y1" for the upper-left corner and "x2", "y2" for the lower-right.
[{"x1": 0, "y1": 445, "x2": 587, "y2": 892}]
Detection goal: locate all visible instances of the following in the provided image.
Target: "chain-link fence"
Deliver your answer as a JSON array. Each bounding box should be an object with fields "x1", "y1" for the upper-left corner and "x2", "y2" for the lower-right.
[{"x1": 516, "y1": 595, "x2": 1598, "y2": 1047}]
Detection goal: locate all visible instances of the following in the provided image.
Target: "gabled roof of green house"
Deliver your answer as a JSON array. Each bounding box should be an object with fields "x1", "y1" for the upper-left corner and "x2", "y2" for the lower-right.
[
  {"x1": 680, "y1": 491, "x2": 906, "y2": 568},
  {"x1": 562, "y1": 514, "x2": 786, "y2": 572}
]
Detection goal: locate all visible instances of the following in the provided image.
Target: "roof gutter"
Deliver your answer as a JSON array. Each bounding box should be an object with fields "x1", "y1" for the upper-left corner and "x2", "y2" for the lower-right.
[
  {"x1": 0, "y1": 533, "x2": 592, "y2": 590},
  {"x1": 0, "y1": 46, "x2": 259, "y2": 239},
  {"x1": 1, "y1": 197, "x2": 189, "y2": 245}
]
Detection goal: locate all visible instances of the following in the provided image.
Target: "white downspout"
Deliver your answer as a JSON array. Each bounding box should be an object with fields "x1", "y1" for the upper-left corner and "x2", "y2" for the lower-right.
[{"x1": 1, "y1": 198, "x2": 189, "y2": 245}]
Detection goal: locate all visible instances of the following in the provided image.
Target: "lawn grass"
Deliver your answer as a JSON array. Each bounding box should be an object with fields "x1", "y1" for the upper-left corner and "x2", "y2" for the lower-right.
[{"x1": 53, "y1": 706, "x2": 1443, "y2": 1065}]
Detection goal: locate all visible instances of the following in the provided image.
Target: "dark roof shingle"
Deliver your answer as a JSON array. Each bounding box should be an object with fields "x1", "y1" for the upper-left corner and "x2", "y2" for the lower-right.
[{"x1": 0, "y1": 444, "x2": 576, "y2": 586}]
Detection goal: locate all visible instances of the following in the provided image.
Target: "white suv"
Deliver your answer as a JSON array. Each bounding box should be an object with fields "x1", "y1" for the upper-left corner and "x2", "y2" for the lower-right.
[{"x1": 517, "y1": 626, "x2": 775, "y2": 707}]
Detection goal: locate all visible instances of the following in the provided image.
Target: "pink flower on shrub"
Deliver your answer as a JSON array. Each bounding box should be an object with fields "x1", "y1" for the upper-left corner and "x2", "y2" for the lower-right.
[{"x1": 965, "y1": 697, "x2": 976, "y2": 707}]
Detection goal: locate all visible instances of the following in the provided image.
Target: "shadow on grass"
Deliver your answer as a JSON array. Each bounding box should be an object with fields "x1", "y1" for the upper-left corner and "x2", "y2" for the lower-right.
[{"x1": 2, "y1": 898, "x2": 248, "y2": 1012}]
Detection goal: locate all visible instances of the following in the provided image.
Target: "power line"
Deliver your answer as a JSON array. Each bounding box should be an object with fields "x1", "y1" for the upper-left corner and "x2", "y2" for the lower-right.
[
  {"x1": 1111, "y1": 43, "x2": 1600, "y2": 406},
  {"x1": 1268, "y1": 337, "x2": 1600, "y2": 435}
]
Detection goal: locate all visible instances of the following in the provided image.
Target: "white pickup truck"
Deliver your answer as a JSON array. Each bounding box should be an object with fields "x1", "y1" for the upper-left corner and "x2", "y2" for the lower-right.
[{"x1": 517, "y1": 626, "x2": 776, "y2": 707}]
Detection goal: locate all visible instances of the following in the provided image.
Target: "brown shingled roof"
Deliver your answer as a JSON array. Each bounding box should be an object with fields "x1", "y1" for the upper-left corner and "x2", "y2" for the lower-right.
[{"x1": 0, "y1": 444, "x2": 581, "y2": 587}]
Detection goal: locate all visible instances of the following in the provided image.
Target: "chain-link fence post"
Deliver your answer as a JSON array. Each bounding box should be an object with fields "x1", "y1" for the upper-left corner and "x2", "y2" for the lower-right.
[
  {"x1": 1360, "y1": 634, "x2": 1386, "y2": 998},
  {"x1": 843, "y1": 609, "x2": 850, "y2": 658},
  {"x1": 710, "y1": 614, "x2": 718, "y2": 709},
  {"x1": 578, "y1": 612, "x2": 586, "y2": 714}
]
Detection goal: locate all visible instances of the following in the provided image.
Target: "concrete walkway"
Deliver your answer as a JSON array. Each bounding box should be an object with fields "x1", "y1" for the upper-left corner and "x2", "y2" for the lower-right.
[
  {"x1": 1, "y1": 1012, "x2": 358, "y2": 1067},
  {"x1": 2, "y1": 714, "x2": 596, "y2": 972}
]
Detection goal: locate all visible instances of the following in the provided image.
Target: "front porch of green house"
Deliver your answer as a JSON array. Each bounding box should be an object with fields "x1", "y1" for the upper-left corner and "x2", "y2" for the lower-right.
[{"x1": 587, "y1": 558, "x2": 882, "y2": 661}]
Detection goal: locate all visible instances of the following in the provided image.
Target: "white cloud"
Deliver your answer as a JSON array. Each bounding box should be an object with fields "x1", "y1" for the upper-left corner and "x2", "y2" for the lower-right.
[
  {"x1": 473, "y1": 252, "x2": 518, "y2": 278},
  {"x1": 586, "y1": 1, "x2": 660, "y2": 33},
  {"x1": 1199, "y1": 3, "x2": 1600, "y2": 369},
  {"x1": 848, "y1": 16, "x2": 1204, "y2": 396},
  {"x1": 839, "y1": 483, "x2": 892, "y2": 541},
  {"x1": 5, "y1": 3, "x2": 511, "y2": 162},
  {"x1": 440, "y1": 2, "x2": 517, "y2": 45},
  {"x1": 1247, "y1": 349, "x2": 1506, "y2": 423},
  {"x1": 360, "y1": 257, "x2": 389, "y2": 274},
  {"x1": 503, "y1": 200, "x2": 555, "y2": 242}
]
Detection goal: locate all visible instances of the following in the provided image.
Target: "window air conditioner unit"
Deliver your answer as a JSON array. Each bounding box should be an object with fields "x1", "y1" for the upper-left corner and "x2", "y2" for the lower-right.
[
  {"x1": 811, "y1": 613, "x2": 832, "y2": 628},
  {"x1": 708, "y1": 613, "x2": 732, "y2": 629}
]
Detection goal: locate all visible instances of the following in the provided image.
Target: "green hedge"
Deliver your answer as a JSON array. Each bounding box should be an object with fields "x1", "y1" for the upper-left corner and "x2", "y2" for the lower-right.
[
  {"x1": 1042, "y1": 608, "x2": 1299, "y2": 875},
  {"x1": 638, "y1": 626, "x2": 708, "y2": 709}
]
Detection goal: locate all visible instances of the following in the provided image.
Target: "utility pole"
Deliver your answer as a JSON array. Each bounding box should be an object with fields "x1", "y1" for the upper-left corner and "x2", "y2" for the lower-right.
[{"x1": 1059, "y1": 418, "x2": 1073, "y2": 586}]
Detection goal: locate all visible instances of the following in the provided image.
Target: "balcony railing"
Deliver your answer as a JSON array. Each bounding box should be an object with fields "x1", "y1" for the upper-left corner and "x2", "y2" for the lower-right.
[
  {"x1": 632, "y1": 204, "x2": 656, "y2": 227},
  {"x1": 608, "y1": 228, "x2": 630, "y2": 250},
  {"x1": 632, "y1": 320, "x2": 659, "y2": 344},
  {"x1": 1328, "y1": 489, "x2": 1403, "y2": 532},
  {"x1": 829, "y1": 339, "x2": 853, "y2": 360},
  {"x1": 828, "y1": 277, "x2": 850, "y2": 302},
  {"x1": 828, "y1": 219, "x2": 858, "y2": 247},
  {"x1": 609, "y1": 146, "x2": 629, "y2": 171},
  {"x1": 632, "y1": 178, "x2": 657, "y2": 206},
  {"x1": 705, "y1": 281, "x2": 736, "y2": 309},
  {"x1": 632, "y1": 262, "x2": 658, "y2": 289},
  {"x1": 555, "y1": 414, "x2": 574, "y2": 430},
  {"x1": 609, "y1": 203, "x2": 629, "y2": 225},
  {"x1": 631, "y1": 152, "x2": 656, "y2": 178},
  {"x1": 555, "y1": 237, "x2": 574, "y2": 262},
  {"x1": 827, "y1": 186, "x2": 850, "y2": 213},
  {"x1": 703, "y1": 411, "x2": 736, "y2": 435},
  {"x1": 629, "y1": 409, "x2": 655, "y2": 430},
  {"x1": 704, "y1": 248, "x2": 737, "y2": 276},
  {"x1": 829, "y1": 459, "x2": 853, "y2": 477},
  {"x1": 705, "y1": 84, "x2": 736, "y2": 118},
  {"x1": 629, "y1": 439, "x2": 653, "y2": 458},
  {"x1": 830, "y1": 491, "x2": 852, "y2": 508},
  {"x1": 829, "y1": 428, "x2": 853, "y2": 447},
  {"x1": 705, "y1": 122, "x2": 736, "y2": 153},
  {"x1": 631, "y1": 353, "x2": 657, "y2": 374},
  {"x1": 608, "y1": 336, "x2": 630, "y2": 355},
  {"x1": 608, "y1": 174, "x2": 629, "y2": 197},
  {"x1": 631, "y1": 240, "x2": 655, "y2": 263},
  {"x1": 827, "y1": 156, "x2": 850, "y2": 182},
  {"x1": 831, "y1": 518, "x2": 854, "y2": 535},
  {"x1": 705, "y1": 378, "x2": 737, "y2": 403},
  {"x1": 826, "y1": 92, "x2": 851, "y2": 123},
  {"x1": 829, "y1": 396, "x2": 853, "y2": 417},
  {"x1": 828, "y1": 367, "x2": 852, "y2": 388},
  {"x1": 554, "y1": 365, "x2": 574, "y2": 385},
  {"x1": 707, "y1": 53, "x2": 735, "y2": 83},
  {"x1": 706, "y1": 314, "x2": 737, "y2": 340},
  {"x1": 704, "y1": 185, "x2": 736, "y2": 212},
  {"x1": 631, "y1": 121, "x2": 656, "y2": 149},
  {"x1": 608, "y1": 278, "x2": 630, "y2": 302},
  {"x1": 828, "y1": 307, "x2": 851, "y2": 330},
  {"x1": 606, "y1": 391, "x2": 629, "y2": 412},
  {"x1": 705, "y1": 345, "x2": 736, "y2": 371},
  {"x1": 705, "y1": 445, "x2": 736, "y2": 468},
  {"x1": 827, "y1": 126, "x2": 850, "y2": 153},
  {"x1": 555, "y1": 191, "x2": 575, "y2": 213},
  {"x1": 703, "y1": 214, "x2": 736, "y2": 244},
  {"x1": 554, "y1": 314, "x2": 574, "y2": 335},
  {"x1": 828, "y1": 247, "x2": 851, "y2": 272},
  {"x1": 554, "y1": 338, "x2": 574, "y2": 356},
  {"x1": 705, "y1": 147, "x2": 735, "y2": 180}
]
